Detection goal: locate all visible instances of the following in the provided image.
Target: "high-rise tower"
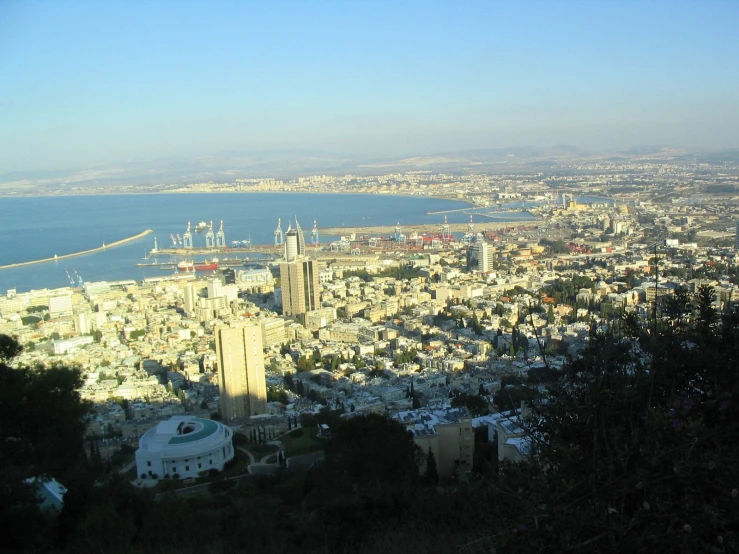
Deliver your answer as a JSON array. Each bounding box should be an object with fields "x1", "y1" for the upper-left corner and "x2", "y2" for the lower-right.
[
  {"x1": 284, "y1": 218, "x2": 306, "y2": 262},
  {"x1": 215, "y1": 323, "x2": 267, "y2": 420},
  {"x1": 477, "y1": 241, "x2": 495, "y2": 273},
  {"x1": 295, "y1": 218, "x2": 306, "y2": 256},
  {"x1": 280, "y1": 218, "x2": 319, "y2": 317},
  {"x1": 280, "y1": 259, "x2": 320, "y2": 317},
  {"x1": 468, "y1": 240, "x2": 495, "y2": 273},
  {"x1": 285, "y1": 227, "x2": 299, "y2": 262}
]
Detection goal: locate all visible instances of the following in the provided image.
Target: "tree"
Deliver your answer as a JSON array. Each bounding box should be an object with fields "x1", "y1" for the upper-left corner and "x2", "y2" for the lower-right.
[
  {"x1": 297, "y1": 356, "x2": 313, "y2": 373},
  {"x1": 283, "y1": 371, "x2": 294, "y2": 391},
  {"x1": 424, "y1": 448, "x2": 439, "y2": 485},
  {"x1": 485, "y1": 290, "x2": 739, "y2": 553},
  {"x1": 451, "y1": 392, "x2": 489, "y2": 416},
  {"x1": 0, "y1": 334, "x2": 23, "y2": 360},
  {"x1": 0, "y1": 335, "x2": 92, "y2": 550},
  {"x1": 320, "y1": 414, "x2": 422, "y2": 492},
  {"x1": 412, "y1": 394, "x2": 421, "y2": 409},
  {"x1": 471, "y1": 312, "x2": 483, "y2": 336}
]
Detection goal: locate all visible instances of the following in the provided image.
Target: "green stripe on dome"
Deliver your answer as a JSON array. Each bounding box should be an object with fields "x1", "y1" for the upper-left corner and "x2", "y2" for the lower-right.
[{"x1": 168, "y1": 418, "x2": 219, "y2": 444}]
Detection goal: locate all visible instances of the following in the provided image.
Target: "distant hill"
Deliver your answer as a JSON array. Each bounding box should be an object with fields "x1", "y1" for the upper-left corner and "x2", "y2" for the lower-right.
[
  {"x1": 358, "y1": 145, "x2": 591, "y2": 171},
  {"x1": 0, "y1": 144, "x2": 735, "y2": 193}
]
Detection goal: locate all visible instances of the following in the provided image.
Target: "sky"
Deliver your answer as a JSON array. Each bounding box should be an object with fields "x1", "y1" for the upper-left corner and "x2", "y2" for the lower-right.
[{"x1": 1, "y1": 0, "x2": 738, "y2": 171}]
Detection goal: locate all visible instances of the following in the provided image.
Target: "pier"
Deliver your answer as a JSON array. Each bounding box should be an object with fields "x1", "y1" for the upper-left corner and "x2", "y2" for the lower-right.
[
  {"x1": 425, "y1": 207, "x2": 478, "y2": 215},
  {"x1": 152, "y1": 246, "x2": 281, "y2": 258},
  {"x1": 0, "y1": 229, "x2": 153, "y2": 271}
]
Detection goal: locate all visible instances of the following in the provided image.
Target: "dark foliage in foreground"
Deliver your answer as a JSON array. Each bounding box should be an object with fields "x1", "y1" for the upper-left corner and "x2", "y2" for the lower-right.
[
  {"x1": 485, "y1": 285, "x2": 739, "y2": 553},
  {"x1": 2, "y1": 287, "x2": 738, "y2": 553}
]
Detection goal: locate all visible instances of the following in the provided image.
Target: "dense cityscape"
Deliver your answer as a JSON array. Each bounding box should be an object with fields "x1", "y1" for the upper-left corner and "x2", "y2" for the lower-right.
[
  {"x1": 3, "y1": 153, "x2": 738, "y2": 550},
  {"x1": 3, "y1": 1, "x2": 739, "y2": 552}
]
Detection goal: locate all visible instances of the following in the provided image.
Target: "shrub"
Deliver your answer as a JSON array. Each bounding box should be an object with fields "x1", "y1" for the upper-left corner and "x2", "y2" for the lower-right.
[
  {"x1": 208, "y1": 479, "x2": 236, "y2": 494},
  {"x1": 289, "y1": 428, "x2": 304, "y2": 438}
]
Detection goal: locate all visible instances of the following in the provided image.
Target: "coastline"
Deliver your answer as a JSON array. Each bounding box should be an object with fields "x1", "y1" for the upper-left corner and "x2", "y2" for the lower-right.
[
  {"x1": 0, "y1": 229, "x2": 153, "y2": 271},
  {"x1": 0, "y1": 189, "x2": 476, "y2": 207},
  {"x1": 319, "y1": 219, "x2": 538, "y2": 236}
]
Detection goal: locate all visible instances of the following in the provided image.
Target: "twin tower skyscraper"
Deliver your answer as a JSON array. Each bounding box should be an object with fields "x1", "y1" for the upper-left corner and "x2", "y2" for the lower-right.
[{"x1": 215, "y1": 218, "x2": 320, "y2": 421}]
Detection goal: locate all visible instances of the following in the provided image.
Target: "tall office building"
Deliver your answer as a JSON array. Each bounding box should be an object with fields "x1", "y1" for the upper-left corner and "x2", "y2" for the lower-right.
[
  {"x1": 280, "y1": 259, "x2": 320, "y2": 317},
  {"x1": 280, "y1": 218, "x2": 320, "y2": 317},
  {"x1": 215, "y1": 323, "x2": 267, "y2": 420},
  {"x1": 468, "y1": 240, "x2": 495, "y2": 273},
  {"x1": 183, "y1": 283, "x2": 199, "y2": 317},
  {"x1": 735, "y1": 219, "x2": 739, "y2": 251},
  {"x1": 477, "y1": 241, "x2": 495, "y2": 273}
]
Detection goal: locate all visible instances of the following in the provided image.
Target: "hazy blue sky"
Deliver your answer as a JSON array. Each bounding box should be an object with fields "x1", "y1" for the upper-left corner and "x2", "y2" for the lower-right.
[{"x1": 1, "y1": 0, "x2": 738, "y2": 171}]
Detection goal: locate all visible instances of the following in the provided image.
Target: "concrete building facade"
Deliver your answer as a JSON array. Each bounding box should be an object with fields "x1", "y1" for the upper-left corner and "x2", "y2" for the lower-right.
[
  {"x1": 280, "y1": 259, "x2": 320, "y2": 317},
  {"x1": 476, "y1": 241, "x2": 495, "y2": 273},
  {"x1": 215, "y1": 323, "x2": 267, "y2": 420},
  {"x1": 49, "y1": 295, "x2": 73, "y2": 318},
  {"x1": 394, "y1": 406, "x2": 474, "y2": 478}
]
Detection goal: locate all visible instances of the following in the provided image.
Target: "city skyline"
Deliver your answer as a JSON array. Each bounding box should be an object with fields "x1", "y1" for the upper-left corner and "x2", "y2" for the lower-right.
[{"x1": 1, "y1": 1, "x2": 738, "y2": 173}]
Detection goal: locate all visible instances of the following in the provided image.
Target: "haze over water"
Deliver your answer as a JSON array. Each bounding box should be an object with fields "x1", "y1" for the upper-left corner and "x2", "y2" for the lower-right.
[{"x1": 0, "y1": 193, "x2": 534, "y2": 292}]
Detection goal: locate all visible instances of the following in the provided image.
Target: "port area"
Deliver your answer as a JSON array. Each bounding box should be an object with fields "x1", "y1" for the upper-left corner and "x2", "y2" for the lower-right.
[
  {"x1": 318, "y1": 220, "x2": 536, "y2": 236},
  {"x1": 152, "y1": 245, "x2": 281, "y2": 257},
  {"x1": 145, "y1": 219, "x2": 542, "y2": 268},
  {"x1": 0, "y1": 229, "x2": 154, "y2": 271}
]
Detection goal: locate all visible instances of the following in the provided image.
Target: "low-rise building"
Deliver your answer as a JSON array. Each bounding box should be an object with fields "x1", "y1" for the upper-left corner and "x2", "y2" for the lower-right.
[
  {"x1": 135, "y1": 415, "x2": 235, "y2": 480},
  {"x1": 394, "y1": 406, "x2": 473, "y2": 477}
]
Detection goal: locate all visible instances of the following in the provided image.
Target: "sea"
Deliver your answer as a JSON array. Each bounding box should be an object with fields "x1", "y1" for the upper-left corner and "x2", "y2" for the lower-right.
[{"x1": 0, "y1": 193, "x2": 539, "y2": 293}]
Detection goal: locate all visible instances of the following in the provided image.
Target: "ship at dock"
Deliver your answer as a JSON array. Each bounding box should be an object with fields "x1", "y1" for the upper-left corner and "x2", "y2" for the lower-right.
[
  {"x1": 194, "y1": 221, "x2": 209, "y2": 233},
  {"x1": 177, "y1": 259, "x2": 219, "y2": 272}
]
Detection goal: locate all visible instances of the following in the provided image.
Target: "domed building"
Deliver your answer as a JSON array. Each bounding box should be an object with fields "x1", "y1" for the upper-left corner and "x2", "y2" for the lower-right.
[{"x1": 135, "y1": 416, "x2": 234, "y2": 480}]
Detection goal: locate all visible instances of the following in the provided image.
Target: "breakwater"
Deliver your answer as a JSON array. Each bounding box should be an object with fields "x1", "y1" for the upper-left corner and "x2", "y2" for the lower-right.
[{"x1": 0, "y1": 229, "x2": 153, "y2": 270}]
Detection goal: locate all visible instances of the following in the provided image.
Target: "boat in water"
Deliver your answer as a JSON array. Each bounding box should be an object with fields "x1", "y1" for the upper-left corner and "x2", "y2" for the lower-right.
[
  {"x1": 194, "y1": 221, "x2": 209, "y2": 233},
  {"x1": 178, "y1": 259, "x2": 219, "y2": 272}
]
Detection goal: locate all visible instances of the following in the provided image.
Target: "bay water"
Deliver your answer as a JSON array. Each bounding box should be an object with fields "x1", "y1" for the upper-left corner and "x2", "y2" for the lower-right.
[{"x1": 0, "y1": 192, "x2": 526, "y2": 292}]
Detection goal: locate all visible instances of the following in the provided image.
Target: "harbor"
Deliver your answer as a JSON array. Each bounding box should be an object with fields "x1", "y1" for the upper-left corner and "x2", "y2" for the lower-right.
[{"x1": 0, "y1": 229, "x2": 153, "y2": 271}]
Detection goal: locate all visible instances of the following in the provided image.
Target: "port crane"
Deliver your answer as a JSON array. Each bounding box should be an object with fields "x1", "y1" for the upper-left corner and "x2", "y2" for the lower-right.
[
  {"x1": 274, "y1": 218, "x2": 283, "y2": 246},
  {"x1": 311, "y1": 220, "x2": 319, "y2": 245}
]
